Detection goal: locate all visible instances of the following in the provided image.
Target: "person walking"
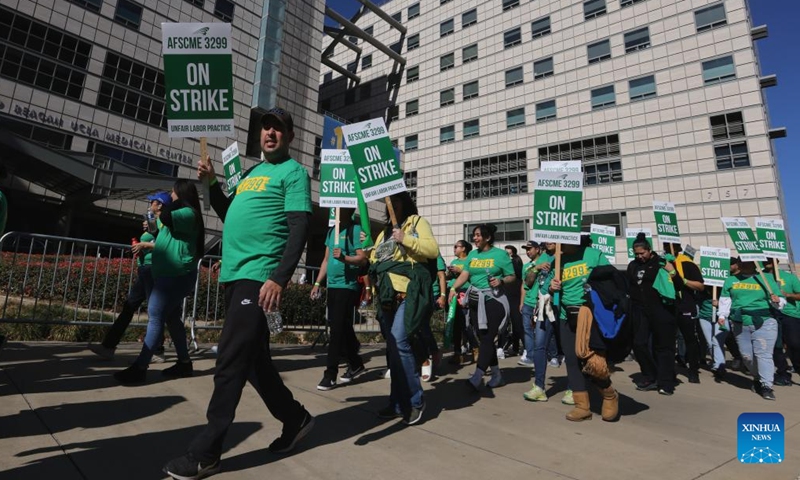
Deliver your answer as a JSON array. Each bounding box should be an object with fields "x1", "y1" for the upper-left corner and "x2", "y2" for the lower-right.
[
  {"x1": 370, "y1": 191, "x2": 439, "y2": 425},
  {"x1": 499, "y1": 245, "x2": 524, "y2": 358},
  {"x1": 446, "y1": 240, "x2": 478, "y2": 364},
  {"x1": 164, "y1": 108, "x2": 314, "y2": 480},
  {"x1": 518, "y1": 240, "x2": 541, "y2": 368},
  {"x1": 628, "y1": 233, "x2": 679, "y2": 395},
  {"x1": 114, "y1": 180, "x2": 204, "y2": 383},
  {"x1": 773, "y1": 259, "x2": 800, "y2": 384},
  {"x1": 763, "y1": 259, "x2": 794, "y2": 386},
  {"x1": 311, "y1": 207, "x2": 368, "y2": 391},
  {"x1": 448, "y1": 224, "x2": 515, "y2": 391},
  {"x1": 90, "y1": 191, "x2": 172, "y2": 361},
  {"x1": 717, "y1": 259, "x2": 785, "y2": 400},
  {"x1": 665, "y1": 244, "x2": 704, "y2": 384},
  {"x1": 697, "y1": 286, "x2": 728, "y2": 382}
]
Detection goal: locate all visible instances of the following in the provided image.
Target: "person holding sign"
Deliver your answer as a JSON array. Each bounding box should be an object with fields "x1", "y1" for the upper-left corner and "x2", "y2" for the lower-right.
[
  {"x1": 717, "y1": 259, "x2": 785, "y2": 401},
  {"x1": 448, "y1": 224, "x2": 516, "y2": 392},
  {"x1": 664, "y1": 243, "x2": 704, "y2": 384},
  {"x1": 310, "y1": 207, "x2": 368, "y2": 391},
  {"x1": 772, "y1": 260, "x2": 800, "y2": 384},
  {"x1": 164, "y1": 108, "x2": 314, "y2": 480},
  {"x1": 369, "y1": 192, "x2": 439, "y2": 426},
  {"x1": 627, "y1": 234, "x2": 678, "y2": 396},
  {"x1": 762, "y1": 259, "x2": 796, "y2": 387}
]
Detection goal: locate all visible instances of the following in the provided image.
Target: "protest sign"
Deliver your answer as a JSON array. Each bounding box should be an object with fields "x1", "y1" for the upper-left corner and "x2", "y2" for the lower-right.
[
  {"x1": 541, "y1": 161, "x2": 581, "y2": 173},
  {"x1": 699, "y1": 246, "x2": 730, "y2": 288},
  {"x1": 755, "y1": 218, "x2": 788, "y2": 260},
  {"x1": 721, "y1": 217, "x2": 766, "y2": 262},
  {"x1": 531, "y1": 171, "x2": 583, "y2": 245},
  {"x1": 328, "y1": 208, "x2": 336, "y2": 227},
  {"x1": 626, "y1": 228, "x2": 653, "y2": 261},
  {"x1": 340, "y1": 118, "x2": 406, "y2": 202},
  {"x1": 319, "y1": 150, "x2": 358, "y2": 208},
  {"x1": 590, "y1": 224, "x2": 616, "y2": 263},
  {"x1": 221, "y1": 142, "x2": 242, "y2": 193},
  {"x1": 653, "y1": 201, "x2": 681, "y2": 245}
]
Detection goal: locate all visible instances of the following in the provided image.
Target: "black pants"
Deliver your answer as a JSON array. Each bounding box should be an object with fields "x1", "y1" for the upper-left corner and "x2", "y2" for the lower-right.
[
  {"x1": 499, "y1": 293, "x2": 523, "y2": 352},
  {"x1": 189, "y1": 280, "x2": 305, "y2": 462},
  {"x1": 451, "y1": 296, "x2": 478, "y2": 355},
  {"x1": 470, "y1": 298, "x2": 504, "y2": 371},
  {"x1": 325, "y1": 288, "x2": 363, "y2": 379},
  {"x1": 102, "y1": 265, "x2": 166, "y2": 350},
  {"x1": 632, "y1": 302, "x2": 677, "y2": 390},
  {"x1": 676, "y1": 311, "x2": 701, "y2": 373},
  {"x1": 780, "y1": 315, "x2": 800, "y2": 378},
  {"x1": 560, "y1": 319, "x2": 587, "y2": 392}
]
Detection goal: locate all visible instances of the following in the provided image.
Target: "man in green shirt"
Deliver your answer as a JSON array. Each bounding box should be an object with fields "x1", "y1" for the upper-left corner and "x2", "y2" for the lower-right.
[
  {"x1": 166, "y1": 108, "x2": 314, "y2": 480},
  {"x1": 310, "y1": 208, "x2": 368, "y2": 391},
  {"x1": 765, "y1": 259, "x2": 800, "y2": 386}
]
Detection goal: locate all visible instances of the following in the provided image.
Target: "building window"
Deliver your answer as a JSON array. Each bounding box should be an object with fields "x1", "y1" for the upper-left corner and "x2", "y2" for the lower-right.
[
  {"x1": 404, "y1": 170, "x2": 418, "y2": 188},
  {"x1": 440, "y1": 88, "x2": 455, "y2": 107},
  {"x1": 407, "y1": 66, "x2": 419, "y2": 83},
  {"x1": 695, "y1": 3, "x2": 727, "y2": 32},
  {"x1": 391, "y1": 11, "x2": 402, "y2": 23},
  {"x1": 629, "y1": 75, "x2": 656, "y2": 101},
  {"x1": 114, "y1": 0, "x2": 142, "y2": 30},
  {"x1": 345, "y1": 61, "x2": 356, "y2": 73},
  {"x1": 621, "y1": 0, "x2": 647, "y2": 7},
  {"x1": 440, "y1": 125, "x2": 455, "y2": 144},
  {"x1": 624, "y1": 27, "x2": 650, "y2": 53},
  {"x1": 348, "y1": 35, "x2": 359, "y2": 45},
  {"x1": 89, "y1": 142, "x2": 178, "y2": 177},
  {"x1": 702, "y1": 56, "x2": 735, "y2": 84},
  {"x1": 0, "y1": 46, "x2": 87, "y2": 100},
  {"x1": 324, "y1": 47, "x2": 335, "y2": 58},
  {"x1": 441, "y1": 0, "x2": 452, "y2": 4},
  {"x1": 463, "y1": 119, "x2": 480, "y2": 138},
  {"x1": 504, "y1": 27, "x2": 522, "y2": 48},
  {"x1": 581, "y1": 212, "x2": 625, "y2": 236},
  {"x1": 361, "y1": 54, "x2": 372, "y2": 69},
  {"x1": 364, "y1": 26, "x2": 373, "y2": 36},
  {"x1": 710, "y1": 111, "x2": 745, "y2": 141},
  {"x1": 440, "y1": 52, "x2": 455, "y2": 71},
  {"x1": 213, "y1": 0, "x2": 235, "y2": 21},
  {"x1": 407, "y1": 33, "x2": 420, "y2": 50},
  {"x1": 591, "y1": 85, "x2": 615, "y2": 109},
  {"x1": 408, "y1": 2, "x2": 420, "y2": 20},
  {"x1": 462, "y1": 9, "x2": 477, "y2": 27},
  {"x1": 587, "y1": 39, "x2": 611, "y2": 64},
  {"x1": 5, "y1": 118, "x2": 73, "y2": 150},
  {"x1": 405, "y1": 134, "x2": 418, "y2": 151},
  {"x1": 462, "y1": 43, "x2": 478, "y2": 63},
  {"x1": 584, "y1": 0, "x2": 606, "y2": 20},
  {"x1": 390, "y1": 40, "x2": 402, "y2": 54},
  {"x1": 506, "y1": 108, "x2": 525, "y2": 129},
  {"x1": 388, "y1": 105, "x2": 399, "y2": 121},
  {"x1": 406, "y1": 99, "x2": 419, "y2": 116},
  {"x1": 536, "y1": 100, "x2": 556, "y2": 122},
  {"x1": 463, "y1": 151, "x2": 528, "y2": 200},
  {"x1": 715, "y1": 142, "x2": 750, "y2": 169},
  {"x1": 531, "y1": 16, "x2": 551, "y2": 39},
  {"x1": 463, "y1": 80, "x2": 479, "y2": 100},
  {"x1": 67, "y1": 0, "x2": 103, "y2": 12},
  {"x1": 534, "y1": 57, "x2": 554, "y2": 79},
  {"x1": 98, "y1": 52, "x2": 167, "y2": 129},
  {"x1": 505, "y1": 66, "x2": 524, "y2": 88},
  {"x1": 539, "y1": 134, "x2": 622, "y2": 185},
  {"x1": 502, "y1": 0, "x2": 520, "y2": 11},
  {"x1": 441, "y1": 19, "x2": 454, "y2": 37},
  {"x1": 323, "y1": 71, "x2": 332, "y2": 83}
]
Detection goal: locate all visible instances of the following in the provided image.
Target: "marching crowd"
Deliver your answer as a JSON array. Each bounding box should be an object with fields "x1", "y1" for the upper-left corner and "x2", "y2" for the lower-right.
[{"x1": 84, "y1": 107, "x2": 799, "y2": 480}]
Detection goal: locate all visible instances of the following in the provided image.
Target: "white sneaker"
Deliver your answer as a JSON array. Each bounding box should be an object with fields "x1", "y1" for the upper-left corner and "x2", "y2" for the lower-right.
[
  {"x1": 384, "y1": 368, "x2": 391, "y2": 379},
  {"x1": 496, "y1": 347, "x2": 505, "y2": 360},
  {"x1": 520, "y1": 350, "x2": 528, "y2": 362},
  {"x1": 549, "y1": 358, "x2": 560, "y2": 368}
]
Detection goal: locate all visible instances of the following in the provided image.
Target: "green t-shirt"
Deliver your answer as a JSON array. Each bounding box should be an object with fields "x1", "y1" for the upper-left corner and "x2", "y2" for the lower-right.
[
  {"x1": 220, "y1": 158, "x2": 312, "y2": 283},
  {"x1": 559, "y1": 247, "x2": 610, "y2": 320},
  {"x1": 140, "y1": 231, "x2": 155, "y2": 266},
  {"x1": 720, "y1": 273, "x2": 782, "y2": 326},
  {"x1": 698, "y1": 297, "x2": 713, "y2": 321},
  {"x1": 324, "y1": 224, "x2": 363, "y2": 291},
  {"x1": 151, "y1": 207, "x2": 199, "y2": 278},
  {"x1": 778, "y1": 273, "x2": 800, "y2": 319},
  {"x1": 465, "y1": 246, "x2": 515, "y2": 290},
  {"x1": 0, "y1": 189, "x2": 7, "y2": 234},
  {"x1": 448, "y1": 257, "x2": 471, "y2": 290},
  {"x1": 433, "y1": 255, "x2": 446, "y2": 296}
]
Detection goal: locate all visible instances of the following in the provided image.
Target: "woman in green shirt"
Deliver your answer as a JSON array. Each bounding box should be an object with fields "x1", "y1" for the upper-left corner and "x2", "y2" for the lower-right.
[
  {"x1": 446, "y1": 239, "x2": 477, "y2": 364},
  {"x1": 717, "y1": 260, "x2": 784, "y2": 400},
  {"x1": 449, "y1": 224, "x2": 516, "y2": 391},
  {"x1": 115, "y1": 180, "x2": 205, "y2": 384}
]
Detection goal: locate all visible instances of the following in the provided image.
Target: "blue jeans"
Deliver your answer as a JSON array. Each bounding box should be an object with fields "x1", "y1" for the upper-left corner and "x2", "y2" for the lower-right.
[
  {"x1": 699, "y1": 319, "x2": 728, "y2": 371},
  {"x1": 134, "y1": 271, "x2": 196, "y2": 367},
  {"x1": 733, "y1": 319, "x2": 778, "y2": 389},
  {"x1": 521, "y1": 304, "x2": 535, "y2": 361},
  {"x1": 380, "y1": 300, "x2": 424, "y2": 414},
  {"x1": 532, "y1": 318, "x2": 555, "y2": 389}
]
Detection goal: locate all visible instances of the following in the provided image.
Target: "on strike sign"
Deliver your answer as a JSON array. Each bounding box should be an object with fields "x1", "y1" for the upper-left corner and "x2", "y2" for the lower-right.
[
  {"x1": 532, "y1": 171, "x2": 583, "y2": 245},
  {"x1": 162, "y1": 23, "x2": 234, "y2": 137},
  {"x1": 340, "y1": 118, "x2": 406, "y2": 202},
  {"x1": 755, "y1": 218, "x2": 788, "y2": 260},
  {"x1": 699, "y1": 246, "x2": 730, "y2": 288},
  {"x1": 721, "y1": 217, "x2": 766, "y2": 262},
  {"x1": 653, "y1": 201, "x2": 681, "y2": 244},
  {"x1": 319, "y1": 150, "x2": 358, "y2": 208}
]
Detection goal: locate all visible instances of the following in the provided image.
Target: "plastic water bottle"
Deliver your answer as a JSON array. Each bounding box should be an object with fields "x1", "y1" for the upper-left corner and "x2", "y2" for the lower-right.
[
  {"x1": 266, "y1": 311, "x2": 284, "y2": 335},
  {"x1": 144, "y1": 211, "x2": 157, "y2": 233},
  {"x1": 486, "y1": 269, "x2": 501, "y2": 296}
]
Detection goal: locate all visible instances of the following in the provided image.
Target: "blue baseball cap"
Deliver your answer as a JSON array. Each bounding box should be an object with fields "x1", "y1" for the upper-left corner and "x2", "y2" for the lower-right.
[{"x1": 146, "y1": 191, "x2": 172, "y2": 205}]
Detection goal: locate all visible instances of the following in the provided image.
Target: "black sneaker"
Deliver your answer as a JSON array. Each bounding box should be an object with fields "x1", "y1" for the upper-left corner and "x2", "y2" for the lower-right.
[
  {"x1": 163, "y1": 361, "x2": 193, "y2": 378},
  {"x1": 163, "y1": 452, "x2": 220, "y2": 480},
  {"x1": 687, "y1": 371, "x2": 700, "y2": 384},
  {"x1": 773, "y1": 376, "x2": 792, "y2": 387},
  {"x1": 377, "y1": 405, "x2": 402, "y2": 419},
  {"x1": 404, "y1": 402, "x2": 425, "y2": 426},
  {"x1": 751, "y1": 380, "x2": 763, "y2": 395},
  {"x1": 761, "y1": 387, "x2": 776, "y2": 401},
  {"x1": 635, "y1": 381, "x2": 658, "y2": 392},
  {"x1": 712, "y1": 367, "x2": 726, "y2": 383},
  {"x1": 317, "y1": 376, "x2": 336, "y2": 391},
  {"x1": 658, "y1": 388, "x2": 674, "y2": 396},
  {"x1": 268, "y1": 410, "x2": 314, "y2": 454},
  {"x1": 339, "y1": 364, "x2": 366, "y2": 384},
  {"x1": 114, "y1": 365, "x2": 147, "y2": 384}
]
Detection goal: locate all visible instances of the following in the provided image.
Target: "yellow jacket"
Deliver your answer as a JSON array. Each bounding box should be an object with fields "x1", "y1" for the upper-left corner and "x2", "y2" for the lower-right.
[{"x1": 371, "y1": 215, "x2": 439, "y2": 293}]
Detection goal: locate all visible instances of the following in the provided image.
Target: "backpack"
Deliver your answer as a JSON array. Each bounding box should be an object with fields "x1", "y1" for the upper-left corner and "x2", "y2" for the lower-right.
[{"x1": 586, "y1": 265, "x2": 633, "y2": 363}]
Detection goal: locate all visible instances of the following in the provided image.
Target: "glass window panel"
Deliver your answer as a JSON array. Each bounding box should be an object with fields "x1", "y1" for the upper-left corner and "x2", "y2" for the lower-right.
[
  {"x1": 505, "y1": 66, "x2": 523, "y2": 87},
  {"x1": 702, "y1": 56, "x2": 735, "y2": 83},
  {"x1": 629, "y1": 75, "x2": 656, "y2": 100},
  {"x1": 587, "y1": 39, "x2": 611, "y2": 63},
  {"x1": 462, "y1": 9, "x2": 477, "y2": 27},
  {"x1": 531, "y1": 16, "x2": 551, "y2": 38},
  {"x1": 591, "y1": 85, "x2": 615, "y2": 109},
  {"x1": 533, "y1": 57, "x2": 554, "y2": 78},
  {"x1": 536, "y1": 100, "x2": 556, "y2": 121},
  {"x1": 506, "y1": 108, "x2": 525, "y2": 128}
]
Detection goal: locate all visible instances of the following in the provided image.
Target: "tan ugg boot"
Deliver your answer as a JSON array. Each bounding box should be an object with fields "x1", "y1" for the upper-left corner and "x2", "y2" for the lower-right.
[
  {"x1": 600, "y1": 386, "x2": 619, "y2": 422},
  {"x1": 565, "y1": 391, "x2": 592, "y2": 422}
]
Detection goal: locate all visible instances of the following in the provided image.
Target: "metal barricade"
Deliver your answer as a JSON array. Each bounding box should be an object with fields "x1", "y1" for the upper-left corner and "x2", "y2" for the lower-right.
[{"x1": 0, "y1": 231, "x2": 144, "y2": 327}]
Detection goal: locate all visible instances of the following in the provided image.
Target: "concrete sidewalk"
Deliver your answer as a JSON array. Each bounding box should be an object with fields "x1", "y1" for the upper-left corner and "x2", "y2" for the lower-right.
[{"x1": 1, "y1": 342, "x2": 798, "y2": 480}]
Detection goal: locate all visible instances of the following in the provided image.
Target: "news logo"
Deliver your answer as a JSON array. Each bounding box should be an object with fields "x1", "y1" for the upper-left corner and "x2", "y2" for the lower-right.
[{"x1": 737, "y1": 413, "x2": 784, "y2": 464}]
